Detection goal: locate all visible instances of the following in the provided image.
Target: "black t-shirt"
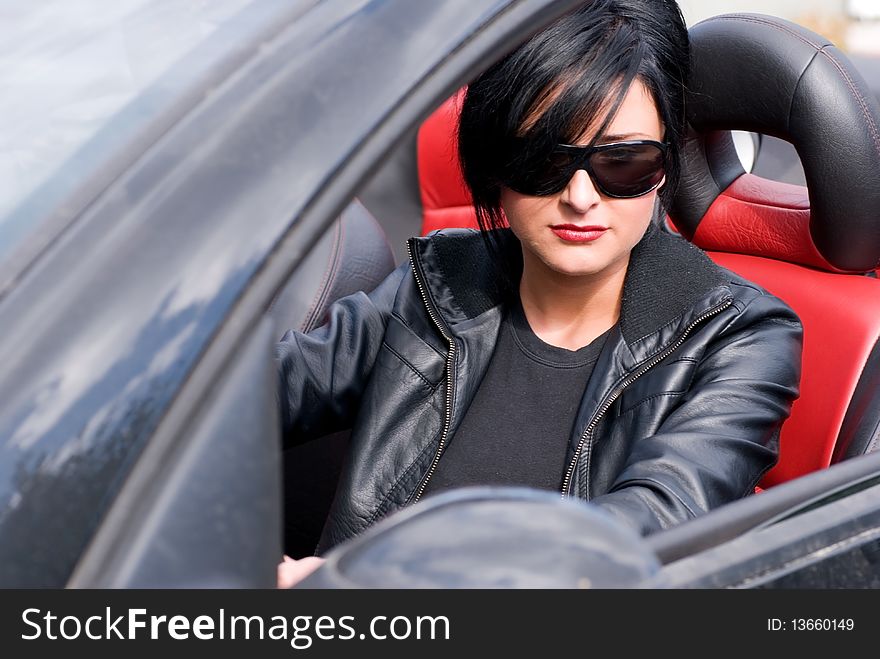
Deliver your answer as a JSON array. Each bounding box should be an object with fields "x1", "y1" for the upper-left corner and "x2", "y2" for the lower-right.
[{"x1": 422, "y1": 297, "x2": 611, "y2": 496}]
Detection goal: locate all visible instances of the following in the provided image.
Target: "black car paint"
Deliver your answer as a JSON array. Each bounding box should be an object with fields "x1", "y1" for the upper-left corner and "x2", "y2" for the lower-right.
[{"x1": 0, "y1": 0, "x2": 585, "y2": 587}]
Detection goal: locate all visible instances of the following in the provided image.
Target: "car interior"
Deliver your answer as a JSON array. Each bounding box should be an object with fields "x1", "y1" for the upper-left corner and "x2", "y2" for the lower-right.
[{"x1": 272, "y1": 12, "x2": 880, "y2": 581}]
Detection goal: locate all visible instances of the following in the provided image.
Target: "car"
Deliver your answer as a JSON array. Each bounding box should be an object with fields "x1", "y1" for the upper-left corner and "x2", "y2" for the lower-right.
[{"x1": 0, "y1": 0, "x2": 878, "y2": 589}]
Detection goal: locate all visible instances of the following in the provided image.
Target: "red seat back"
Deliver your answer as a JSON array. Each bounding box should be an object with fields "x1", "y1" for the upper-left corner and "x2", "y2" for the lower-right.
[
  {"x1": 685, "y1": 176, "x2": 880, "y2": 484},
  {"x1": 705, "y1": 252, "x2": 880, "y2": 484},
  {"x1": 674, "y1": 14, "x2": 880, "y2": 482},
  {"x1": 417, "y1": 92, "x2": 479, "y2": 234}
]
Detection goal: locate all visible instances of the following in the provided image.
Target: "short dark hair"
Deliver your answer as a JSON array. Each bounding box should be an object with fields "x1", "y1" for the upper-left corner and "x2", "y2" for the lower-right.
[{"x1": 458, "y1": 0, "x2": 690, "y2": 234}]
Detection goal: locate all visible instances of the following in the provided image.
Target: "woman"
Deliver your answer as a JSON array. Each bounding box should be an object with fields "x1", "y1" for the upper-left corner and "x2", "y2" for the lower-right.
[{"x1": 276, "y1": 0, "x2": 802, "y2": 586}]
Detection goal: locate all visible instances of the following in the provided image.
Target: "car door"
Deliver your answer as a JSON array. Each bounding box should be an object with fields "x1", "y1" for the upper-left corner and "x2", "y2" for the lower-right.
[{"x1": 0, "y1": 0, "x2": 588, "y2": 588}]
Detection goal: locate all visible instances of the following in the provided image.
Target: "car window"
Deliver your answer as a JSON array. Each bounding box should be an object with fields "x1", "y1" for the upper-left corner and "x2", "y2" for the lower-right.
[{"x1": 0, "y1": 0, "x2": 277, "y2": 268}]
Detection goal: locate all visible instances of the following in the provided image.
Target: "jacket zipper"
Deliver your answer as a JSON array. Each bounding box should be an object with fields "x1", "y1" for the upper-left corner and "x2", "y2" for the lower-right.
[
  {"x1": 405, "y1": 238, "x2": 457, "y2": 505},
  {"x1": 560, "y1": 297, "x2": 734, "y2": 499}
]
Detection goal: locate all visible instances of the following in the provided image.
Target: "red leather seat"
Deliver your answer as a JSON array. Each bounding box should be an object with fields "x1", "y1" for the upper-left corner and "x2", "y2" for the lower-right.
[
  {"x1": 685, "y1": 177, "x2": 880, "y2": 485},
  {"x1": 673, "y1": 15, "x2": 880, "y2": 485},
  {"x1": 417, "y1": 90, "x2": 481, "y2": 234},
  {"x1": 414, "y1": 14, "x2": 880, "y2": 488}
]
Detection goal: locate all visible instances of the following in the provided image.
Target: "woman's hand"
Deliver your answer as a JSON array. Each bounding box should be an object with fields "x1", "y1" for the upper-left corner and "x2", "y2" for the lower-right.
[{"x1": 277, "y1": 555, "x2": 325, "y2": 588}]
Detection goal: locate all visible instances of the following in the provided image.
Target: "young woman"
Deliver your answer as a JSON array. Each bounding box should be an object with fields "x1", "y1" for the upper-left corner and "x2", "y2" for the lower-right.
[{"x1": 276, "y1": 0, "x2": 802, "y2": 585}]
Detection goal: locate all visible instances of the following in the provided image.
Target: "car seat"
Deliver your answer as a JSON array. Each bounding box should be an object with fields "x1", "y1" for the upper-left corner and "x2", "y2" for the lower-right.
[{"x1": 272, "y1": 199, "x2": 395, "y2": 557}]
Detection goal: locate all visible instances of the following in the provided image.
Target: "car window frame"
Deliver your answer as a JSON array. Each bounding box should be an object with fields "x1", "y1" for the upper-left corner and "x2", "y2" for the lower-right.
[{"x1": 60, "y1": 0, "x2": 588, "y2": 587}]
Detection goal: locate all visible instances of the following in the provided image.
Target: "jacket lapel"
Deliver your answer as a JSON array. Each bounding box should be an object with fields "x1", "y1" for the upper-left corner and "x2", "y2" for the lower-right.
[{"x1": 410, "y1": 224, "x2": 733, "y2": 464}]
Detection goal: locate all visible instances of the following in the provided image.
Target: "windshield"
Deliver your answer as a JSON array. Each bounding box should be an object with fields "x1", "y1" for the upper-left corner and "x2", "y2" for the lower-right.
[{"x1": 0, "y1": 0, "x2": 281, "y2": 272}]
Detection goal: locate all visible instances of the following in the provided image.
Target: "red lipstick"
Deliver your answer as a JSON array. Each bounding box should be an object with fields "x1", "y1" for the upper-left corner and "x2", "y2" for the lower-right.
[{"x1": 550, "y1": 224, "x2": 607, "y2": 243}]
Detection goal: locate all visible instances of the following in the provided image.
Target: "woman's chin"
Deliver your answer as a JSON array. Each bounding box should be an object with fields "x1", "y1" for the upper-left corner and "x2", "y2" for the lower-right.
[{"x1": 541, "y1": 257, "x2": 613, "y2": 279}]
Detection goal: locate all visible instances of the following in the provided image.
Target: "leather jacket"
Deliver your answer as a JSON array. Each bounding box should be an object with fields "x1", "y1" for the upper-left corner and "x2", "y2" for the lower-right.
[{"x1": 276, "y1": 225, "x2": 803, "y2": 553}]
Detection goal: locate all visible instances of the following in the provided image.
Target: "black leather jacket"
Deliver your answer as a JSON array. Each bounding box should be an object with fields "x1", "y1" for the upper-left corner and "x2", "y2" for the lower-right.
[{"x1": 276, "y1": 225, "x2": 802, "y2": 553}]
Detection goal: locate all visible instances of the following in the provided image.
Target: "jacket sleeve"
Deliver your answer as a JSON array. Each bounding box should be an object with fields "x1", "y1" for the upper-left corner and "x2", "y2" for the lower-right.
[
  {"x1": 590, "y1": 291, "x2": 803, "y2": 536},
  {"x1": 274, "y1": 262, "x2": 410, "y2": 447}
]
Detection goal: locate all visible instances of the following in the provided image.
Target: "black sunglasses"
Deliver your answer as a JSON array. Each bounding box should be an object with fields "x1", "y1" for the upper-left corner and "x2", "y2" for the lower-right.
[{"x1": 503, "y1": 139, "x2": 668, "y2": 198}]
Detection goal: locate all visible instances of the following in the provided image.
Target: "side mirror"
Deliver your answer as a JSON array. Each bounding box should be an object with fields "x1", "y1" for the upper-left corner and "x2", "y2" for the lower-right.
[{"x1": 299, "y1": 487, "x2": 663, "y2": 589}]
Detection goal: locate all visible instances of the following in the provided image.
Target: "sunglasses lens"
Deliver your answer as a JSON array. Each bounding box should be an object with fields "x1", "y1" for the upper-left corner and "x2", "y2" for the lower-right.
[
  {"x1": 529, "y1": 149, "x2": 583, "y2": 194},
  {"x1": 502, "y1": 142, "x2": 666, "y2": 197},
  {"x1": 590, "y1": 143, "x2": 665, "y2": 197}
]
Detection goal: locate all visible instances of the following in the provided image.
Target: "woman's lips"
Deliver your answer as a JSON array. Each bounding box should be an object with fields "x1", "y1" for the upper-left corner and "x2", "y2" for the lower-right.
[{"x1": 550, "y1": 224, "x2": 608, "y2": 243}]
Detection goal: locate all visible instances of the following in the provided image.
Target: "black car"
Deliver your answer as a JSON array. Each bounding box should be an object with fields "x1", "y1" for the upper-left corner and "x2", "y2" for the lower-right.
[{"x1": 0, "y1": 0, "x2": 878, "y2": 589}]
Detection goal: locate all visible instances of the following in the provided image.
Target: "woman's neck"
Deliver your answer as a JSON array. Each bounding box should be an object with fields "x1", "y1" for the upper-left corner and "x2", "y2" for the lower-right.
[{"x1": 518, "y1": 252, "x2": 628, "y2": 350}]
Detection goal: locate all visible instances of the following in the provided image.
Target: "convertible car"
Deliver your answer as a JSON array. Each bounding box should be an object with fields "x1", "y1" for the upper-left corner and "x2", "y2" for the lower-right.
[{"x1": 0, "y1": 0, "x2": 878, "y2": 588}]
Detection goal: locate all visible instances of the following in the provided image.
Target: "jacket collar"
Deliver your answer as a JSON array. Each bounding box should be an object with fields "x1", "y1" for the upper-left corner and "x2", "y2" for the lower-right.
[{"x1": 409, "y1": 223, "x2": 731, "y2": 347}]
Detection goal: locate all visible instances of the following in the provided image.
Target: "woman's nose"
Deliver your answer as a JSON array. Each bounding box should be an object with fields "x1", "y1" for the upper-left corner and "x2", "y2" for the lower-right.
[{"x1": 560, "y1": 169, "x2": 601, "y2": 212}]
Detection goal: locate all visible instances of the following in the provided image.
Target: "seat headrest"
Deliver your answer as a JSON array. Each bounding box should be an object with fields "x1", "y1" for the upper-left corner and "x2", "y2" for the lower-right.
[{"x1": 670, "y1": 13, "x2": 880, "y2": 273}]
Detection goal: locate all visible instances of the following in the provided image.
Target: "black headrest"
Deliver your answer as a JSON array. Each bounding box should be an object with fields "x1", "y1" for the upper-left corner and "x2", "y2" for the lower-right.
[{"x1": 671, "y1": 14, "x2": 880, "y2": 272}]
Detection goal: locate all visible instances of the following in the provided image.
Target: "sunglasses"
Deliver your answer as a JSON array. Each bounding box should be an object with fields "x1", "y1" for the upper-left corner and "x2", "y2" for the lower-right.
[{"x1": 503, "y1": 139, "x2": 668, "y2": 198}]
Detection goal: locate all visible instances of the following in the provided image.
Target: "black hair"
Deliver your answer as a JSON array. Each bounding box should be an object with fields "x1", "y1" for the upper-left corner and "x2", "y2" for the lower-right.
[{"x1": 458, "y1": 0, "x2": 690, "y2": 242}]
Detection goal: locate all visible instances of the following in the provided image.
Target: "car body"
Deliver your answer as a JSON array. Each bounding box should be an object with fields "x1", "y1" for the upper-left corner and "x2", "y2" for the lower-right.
[{"x1": 0, "y1": 0, "x2": 878, "y2": 588}]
